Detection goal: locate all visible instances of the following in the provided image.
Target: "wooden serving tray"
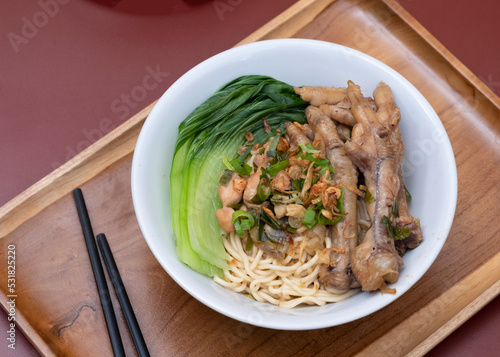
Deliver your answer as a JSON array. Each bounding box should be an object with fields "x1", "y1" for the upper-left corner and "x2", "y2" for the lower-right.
[{"x1": 1, "y1": 0, "x2": 499, "y2": 355}]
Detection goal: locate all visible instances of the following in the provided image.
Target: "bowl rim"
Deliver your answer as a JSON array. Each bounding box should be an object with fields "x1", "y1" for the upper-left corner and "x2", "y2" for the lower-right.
[{"x1": 131, "y1": 38, "x2": 458, "y2": 330}]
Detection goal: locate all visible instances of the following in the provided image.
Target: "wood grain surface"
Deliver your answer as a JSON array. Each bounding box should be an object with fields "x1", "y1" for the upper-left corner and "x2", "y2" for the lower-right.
[{"x1": 1, "y1": 0, "x2": 499, "y2": 356}]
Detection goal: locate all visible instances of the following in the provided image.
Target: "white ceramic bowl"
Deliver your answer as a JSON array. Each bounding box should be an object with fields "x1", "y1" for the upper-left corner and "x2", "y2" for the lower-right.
[{"x1": 131, "y1": 39, "x2": 457, "y2": 330}]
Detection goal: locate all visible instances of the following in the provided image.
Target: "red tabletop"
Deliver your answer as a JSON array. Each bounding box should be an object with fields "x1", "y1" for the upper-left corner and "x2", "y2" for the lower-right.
[{"x1": 1, "y1": 0, "x2": 498, "y2": 356}]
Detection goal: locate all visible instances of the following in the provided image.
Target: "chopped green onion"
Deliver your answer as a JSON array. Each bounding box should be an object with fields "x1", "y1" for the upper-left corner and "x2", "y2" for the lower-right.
[
  {"x1": 292, "y1": 179, "x2": 304, "y2": 191},
  {"x1": 273, "y1": 150, "x2": 289, "y2": 163},
  {"x1": 298, "y1": 142, "x2": 320, "y2": 154},
  {"x1": 304, "y1": 152, "x2": 329, "y2": 167},
  {"x1": 233, "y1": 220, "x2": 243, "y2": 237},
  {"x1": 259, "y1": 209, "x2": 281, "y2": 230},
  {"x1": 295, "y1": 143, "x2": 336, "y2": 176},
  {"x1": 257, "y1": 178, "x2": 271, "y2": 202},
  {"x1": 222, "y1": 156, "x2": 236, "y2": 171},
  {"x1": 394, "y1": 226, "x2": 411, "y2": 240},
  {"x1": 405, "y1": 185, "x2": 412, "y2": 203},
  {"x1": 307, "y1": 200, "x2": 324, "y2": 214},
  {"x1": 381, "y1": 215, "x2": 394, "y2": 238},
  {"x1": 285, "y1": 225, "x2": 297, "y2": 233},
  {"x1": 266, "y1": 135, "x2": 280, "y2": 157},
  {"x1": 316, "y1": 187, "x2": 345, "y2": 226},
  {"x1": 251, "y1": 169, "x2": 271, "y2": 203},
  {"x1": 392, "y1": 197, "x2": 399, "y2": 217},
  {"x1": 219, "y1": 169, "x2": 235, "y2": 186},
  {"x1": 316, "y1": 199, "x2": 344, "y2": 225},
  {"x1": 319, "y1": 164, "x2": 335, "y2": 175},
  {"x1": 381, "y1": 215, "x2": 410, "y2": 240},
  {"x1": 237, "y1": 217, "x2": 254, "y2": 231},
  {"x1": 300, "y1": 151, "x2": 335, "y2": 175},
  {"x1": 235, "y1": 162, "x2": 252, "y2": 176},
  {"x1": 245, "y1": 237, "x2": 254, "y2": 250},
  {"x1": 257, "y1": 214, "x2": 267, "y2": 241},
  {"x1": 364, "y1": 188, "x2": 376, "y2": 204},
  {"x1": 268, "y1": 159, "x2": 289, "y2": 177},
  {"x1": 250, "y1": 194, "x2": 261, "y2": 204},
  {"x1": 230, "y1": 203, "x2": 243, "y2": 210},
  {"x1": 232, "y1": 210, "x2": 255, "y2": 237},
  {"x1": 303, "y1": 209, "x2": 317, "y2": 229},
  {"x1": 317, "y1": 212, "x2": 334, "y2": 225},
  {"x1": 224, "y1": 157, "x2": 252, "y2": 176},
  {"x1": 337, "y1": 187, "x2": 345, "y2": 215}
]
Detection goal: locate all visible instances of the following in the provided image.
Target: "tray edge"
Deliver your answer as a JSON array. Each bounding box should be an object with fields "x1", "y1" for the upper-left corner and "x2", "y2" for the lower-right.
[
  {"x1": 383, "y1": 0, "x2": 500, "y2": 109},
  {"x1": 1, "y1": 0, "x2": 499, "y2": 355},
  {"x1": 0, "y1": 101, "x2": 157, "y2": 239}
]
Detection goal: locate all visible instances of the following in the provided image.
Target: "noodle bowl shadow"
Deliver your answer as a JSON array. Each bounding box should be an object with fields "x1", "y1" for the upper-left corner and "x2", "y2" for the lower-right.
[{"x1": 131, "y1": 39, "x2": 457, "y2": 330}]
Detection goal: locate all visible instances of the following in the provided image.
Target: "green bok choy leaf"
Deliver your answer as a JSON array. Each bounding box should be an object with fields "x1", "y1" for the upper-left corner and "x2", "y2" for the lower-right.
[{"x1": 170, "y1": 75, "x2": 308, "y2": 277}]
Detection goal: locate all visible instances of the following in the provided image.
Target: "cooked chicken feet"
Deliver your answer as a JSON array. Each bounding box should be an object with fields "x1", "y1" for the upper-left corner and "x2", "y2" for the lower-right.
[{"x1": 344, "y1": 81, "x2": 405, "y2": 293}]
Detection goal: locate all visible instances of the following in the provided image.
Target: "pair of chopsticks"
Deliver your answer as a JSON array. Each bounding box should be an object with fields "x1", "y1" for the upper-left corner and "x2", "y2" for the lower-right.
[{"x1": 73, "y1": 188, "x2": 150, "y2": 357}]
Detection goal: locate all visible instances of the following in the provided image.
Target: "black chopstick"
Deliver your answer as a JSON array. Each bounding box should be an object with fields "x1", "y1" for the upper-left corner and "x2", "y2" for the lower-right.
[
  {"x1": 73, "y1": 188, "x2": 126, "y2": 357},
  {"x1": 97, "y1": 233, "x2": 150, "y2": 357}
]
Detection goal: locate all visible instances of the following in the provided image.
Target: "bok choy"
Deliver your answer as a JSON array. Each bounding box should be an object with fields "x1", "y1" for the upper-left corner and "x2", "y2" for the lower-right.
[{"x1": 170, "y1": 75, "x2": 308, "y2": 277}]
